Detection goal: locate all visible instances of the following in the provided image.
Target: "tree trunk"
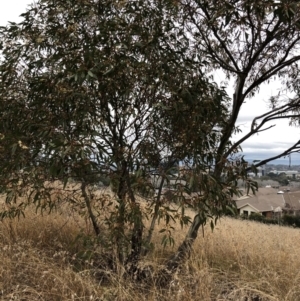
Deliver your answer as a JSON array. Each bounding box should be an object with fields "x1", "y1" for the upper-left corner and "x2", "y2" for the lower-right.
[
  {"x1": 115, "y1": 160, "x2": 128, "y2": 263},
  {"x1": 81, "y1": 181, "x2": 101, "y2": 236},
  {"x1": 115, "y1": 159, "x2": 145, "y2": 266},
  {"x1": 165, "y1": 214, "x2": 203, "y2": 272},
  {"x1": 125, "y1": 169, "x2": 144, "y2": 266},
  {"x1": 142, "y1": 175, "x2": 165, "y2": 256}
]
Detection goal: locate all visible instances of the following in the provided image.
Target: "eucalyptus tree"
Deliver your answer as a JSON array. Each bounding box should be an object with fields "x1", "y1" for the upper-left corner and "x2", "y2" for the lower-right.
[
  {"x1": 0, "y1": 0, "x2": 230, "y2": 271},
  {"x1": 165, "y1": 0, "x2": 300, "y2": 270},
  {"x1": 1, "y1": 0, "x2": 300, "y2": 277}
]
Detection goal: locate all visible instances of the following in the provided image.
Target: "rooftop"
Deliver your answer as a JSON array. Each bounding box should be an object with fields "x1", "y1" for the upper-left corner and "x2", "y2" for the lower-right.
[{"x1": 235, "y1": 187, "x2": 285, "y2": 212}]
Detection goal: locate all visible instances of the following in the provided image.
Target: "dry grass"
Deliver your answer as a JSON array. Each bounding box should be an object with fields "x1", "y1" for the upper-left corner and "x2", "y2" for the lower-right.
[
  {"x1": 194, "y1": 218, "x2": 300, "y2": 300},
  {"x1": 0, "y1": 191, "x2": 300, "y2": 300}
]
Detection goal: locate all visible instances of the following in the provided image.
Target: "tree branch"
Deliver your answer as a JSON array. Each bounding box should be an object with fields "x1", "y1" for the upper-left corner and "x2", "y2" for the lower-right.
[
  {"x1": 246, "y1": 140, "x2": 300, "y2": 171},
  {"x1": 187, "y1": 11, "x2": 238, "y2": 73},
  {"x1": 244, "y1": 53, "x2": 300, "y2": 98},
  {"x1": 195, "y1": 4, "x2": 241, "y2": 73},
  {"x1": 225, "y1": 101, "x2": 300, "y2": 156}
]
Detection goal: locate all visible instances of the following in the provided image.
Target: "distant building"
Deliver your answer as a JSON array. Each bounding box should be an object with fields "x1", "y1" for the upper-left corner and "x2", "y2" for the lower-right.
[
  {"x1": 234, "y1": 187, "x2": 285, "y2": 218},
  {"x1": 285, "y1": 170, "x2": 299, "y2": 179},
  {"x1": 268, "y1": 170, "x2": 299, "y2": 179},
  {"x1": 283, "y1": 191, "x2": 300, "y2": 215},
  {"x1": 235, "y1": 186, "x2": 300, "y2": 217}
]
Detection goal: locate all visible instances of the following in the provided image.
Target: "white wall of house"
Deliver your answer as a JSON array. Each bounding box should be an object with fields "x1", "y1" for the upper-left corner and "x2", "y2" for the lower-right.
[{"x1": 238, "y1": 204, "x2": 259, "y2": 216}]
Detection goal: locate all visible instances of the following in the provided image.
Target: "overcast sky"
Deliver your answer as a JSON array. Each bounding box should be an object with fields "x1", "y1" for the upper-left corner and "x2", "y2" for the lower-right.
[{"x1": 1, "y1": 0, "x2": 300, "y2": 165}]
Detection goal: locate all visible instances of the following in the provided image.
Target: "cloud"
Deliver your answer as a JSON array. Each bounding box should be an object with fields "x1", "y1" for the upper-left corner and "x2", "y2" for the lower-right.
[
  {"x1": 240, "y1": 140, "x2": 297, "y2": 152},
  {"x1": 236, "y1": 115, "x2": 257, "y2": 124},
  {"x1": 0, "y1": 1, "x2": 31, "y2": 26},
  {"x1": 236, "y1": 137, "x2": 300, "y2": 165}
]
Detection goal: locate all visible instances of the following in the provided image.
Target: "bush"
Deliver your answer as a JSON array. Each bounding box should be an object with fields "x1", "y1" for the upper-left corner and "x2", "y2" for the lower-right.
[
  {"x1": 263, "y1": 218, "x2": 281, "y2": 225},
  {"x1": 241, "y1": 213, "x2": 282, "y2": 225},
  {"x1": 249, "y1": 213, "x2": 265, "y2": 222},
  {"x1": 282, "y1": 215, "x2": 300, "y2": 228}
]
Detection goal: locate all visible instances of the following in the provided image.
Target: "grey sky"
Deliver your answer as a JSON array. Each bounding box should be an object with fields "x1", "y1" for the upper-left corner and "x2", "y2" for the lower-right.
[
  {"x1": 214, "y1": 74, "x2": 300, "y2": 164},
  {"x1": 1, "y1": 0, "x2": 300, "y2": 165},
  {"x1": 0, "y1": 1, "x2": 32, "y2": 25}
]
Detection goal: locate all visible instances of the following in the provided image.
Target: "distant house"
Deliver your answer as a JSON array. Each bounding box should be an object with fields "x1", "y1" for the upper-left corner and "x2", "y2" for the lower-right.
[
  {"x1": 235, "y1": 187, "x2": 285, "y2": 218},
  {"x1": 283, "y1": 191, "x2": 300, "y2": 215}
]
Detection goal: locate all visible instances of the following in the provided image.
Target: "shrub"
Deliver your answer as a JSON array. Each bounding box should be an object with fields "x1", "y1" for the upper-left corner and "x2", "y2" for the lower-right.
[
  {"x1": 249, "y1": 213, "x2": 265, "y2": 222},
  {"x1": 282, "y1": 215, "x2": 300, "y2": 228}
]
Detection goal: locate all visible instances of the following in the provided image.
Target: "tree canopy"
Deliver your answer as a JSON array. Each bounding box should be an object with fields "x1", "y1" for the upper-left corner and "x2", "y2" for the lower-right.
[{"x1": 1, "y1": 0, "x2": 300, "y2": 276}]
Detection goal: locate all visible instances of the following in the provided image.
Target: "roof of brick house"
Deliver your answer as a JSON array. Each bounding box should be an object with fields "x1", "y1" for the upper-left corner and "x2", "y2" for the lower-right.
[{"x1": 235, "y1": 187, "x2": 285, "y2": 213}]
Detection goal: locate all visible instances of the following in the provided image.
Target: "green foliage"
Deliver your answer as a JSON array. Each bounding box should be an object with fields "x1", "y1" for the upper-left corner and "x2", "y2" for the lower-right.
[
  {"x1": 248, "y1": 213, "x2": 266, "y2": 222},
  {"x1": 1, "y1": 0, "x2": 300, "y2": 270},
  {"x1": 239, "y1": 213, "x2": 280, "y2": 225},
  {"x1": 282, "y1": 214, "x2": 300, "y2": 228},
  {"x1": 223, "y1": 204, "x2": 238, "y2": 217}
]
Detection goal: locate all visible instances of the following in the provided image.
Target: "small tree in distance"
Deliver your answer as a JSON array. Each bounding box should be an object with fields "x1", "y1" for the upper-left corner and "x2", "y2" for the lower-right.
[{"x1": 1, "y1": 0, "x2": 300, "y2": 278}]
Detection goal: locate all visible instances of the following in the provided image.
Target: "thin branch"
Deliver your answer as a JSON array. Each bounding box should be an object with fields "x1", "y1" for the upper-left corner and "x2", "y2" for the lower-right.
[
  {"x1": 246, "y1": 19, "x2": 282, "y2": 72},
  {"x1": 244, "y1": 54, "x2": 300, "y2": 98},
  {"x1": 200, "y1": 6, "x2": 241, "y2": 72},
  {"x1": 225, "y1": 100, "x2": 300, "y2": 156},
  {"x1": 255, "y1": 124, "x2": 275, "y2": 133},
  {"x1": 225, "y1": 124, "x2": 275, "y2": 157},
  {"x1": 188, "y1": 12, "x2": 237, "y2": 73},
  {"x1": 246, "y1": 140, "x2": 300, "y2": 171},
  {"x1": 265, "y1": 114, "x2": 300, "y2": 122}
]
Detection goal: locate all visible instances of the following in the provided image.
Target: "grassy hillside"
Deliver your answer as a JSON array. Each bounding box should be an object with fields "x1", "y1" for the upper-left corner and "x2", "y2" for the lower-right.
[{"x1": 1, "y1": 196, "x2": 300, "y2": 301}]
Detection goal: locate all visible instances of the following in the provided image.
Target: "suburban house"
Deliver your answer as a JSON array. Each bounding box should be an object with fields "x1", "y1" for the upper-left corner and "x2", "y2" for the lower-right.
[
  {"x1": 235, "y1": 187, "x2": 285, "y2": 218},
  {"x1": 282, "y1": 191, "x2": 300, "y2": 215}
]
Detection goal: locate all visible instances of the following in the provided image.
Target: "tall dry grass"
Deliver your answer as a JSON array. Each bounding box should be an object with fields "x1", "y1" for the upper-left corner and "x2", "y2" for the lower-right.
[{"x1": 0, "y1": 194, "x2": 300, "y2": 300}]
